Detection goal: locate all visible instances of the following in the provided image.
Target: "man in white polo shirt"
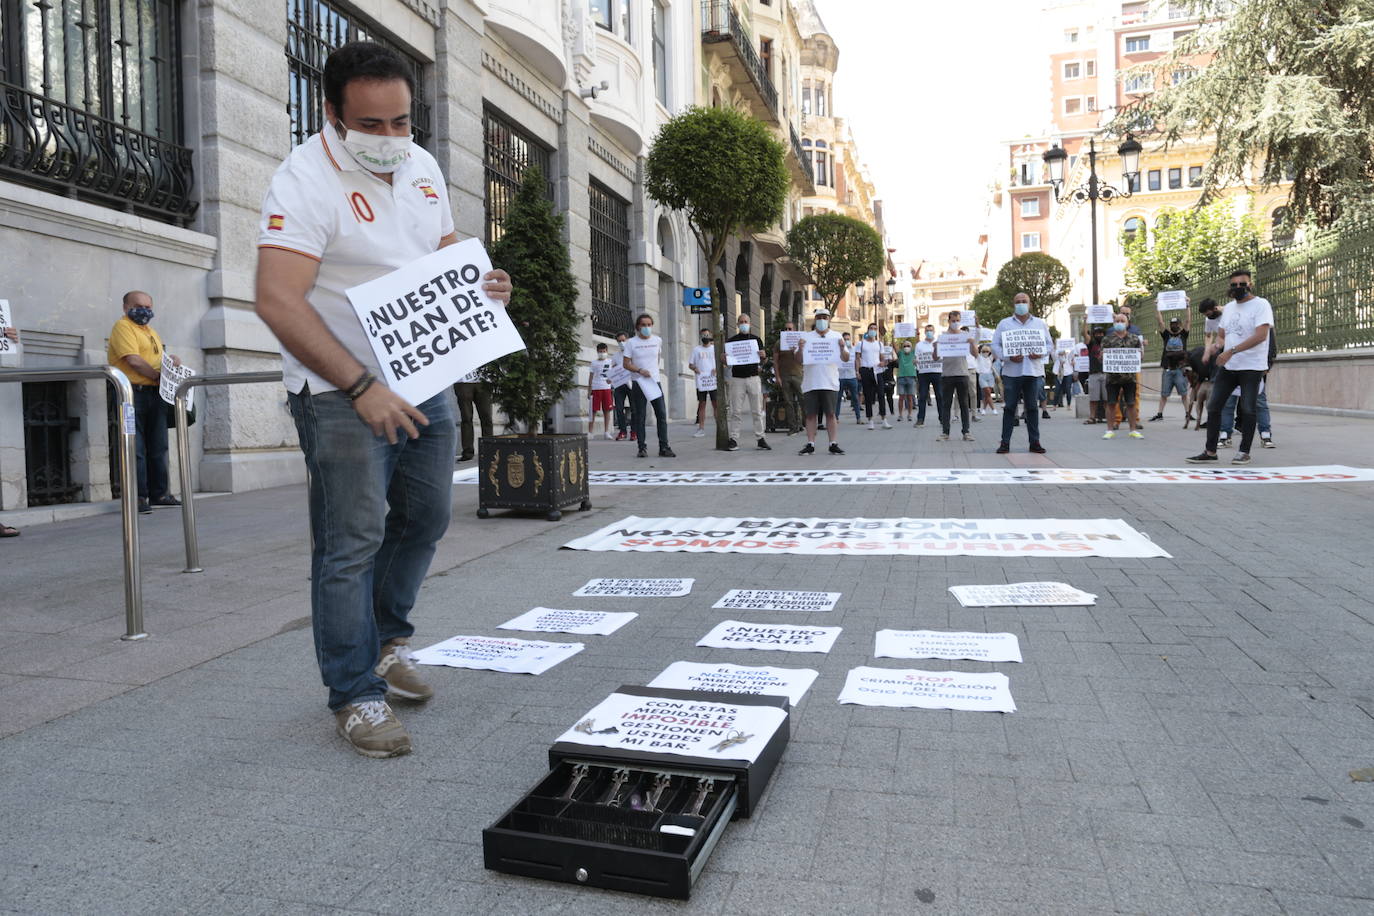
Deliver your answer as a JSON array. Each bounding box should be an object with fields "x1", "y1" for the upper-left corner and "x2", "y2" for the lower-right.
[
  {"x1": 1188, "y1": 269, "x2": 1273, "y2": 465},
  {"x1": 254, "y1": 42, "x2": 512, "y2": 758}
]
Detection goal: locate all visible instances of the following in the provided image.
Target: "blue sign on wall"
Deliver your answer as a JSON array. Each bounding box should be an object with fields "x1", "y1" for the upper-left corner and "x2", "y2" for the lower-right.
[{"x1": 683, "y1": 286, "x2": 712, "y2": 314}]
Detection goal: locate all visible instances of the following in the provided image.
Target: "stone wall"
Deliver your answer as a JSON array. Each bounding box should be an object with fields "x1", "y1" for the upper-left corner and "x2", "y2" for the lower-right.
[{"x1": 1268, "y1": 348, "x2": 1374, "y2": 417}]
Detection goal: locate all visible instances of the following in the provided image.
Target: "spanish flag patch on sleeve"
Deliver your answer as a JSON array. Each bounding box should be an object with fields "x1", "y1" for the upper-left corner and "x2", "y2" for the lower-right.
[{"x1": 267, "y1": 214, "x2": 285, "y2": 231}]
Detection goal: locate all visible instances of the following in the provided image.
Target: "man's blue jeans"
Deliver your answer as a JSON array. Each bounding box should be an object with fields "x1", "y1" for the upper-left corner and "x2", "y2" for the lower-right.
[
  {"x1": 1221, "y1": 389, "x2": 1270, "y2": 437},
  {"x1": 288, "y1": 386, "x2": 457, "y2": 710},
  {"x1": 838, "y1": 377, "x2": 862, "y2": 420},
  {"x1": 1000, "y1": 374, "x2": 1043, "y2": 446},
  {"x1": 1054, "y1": 375, "x2": 1074, "y2": 407}
]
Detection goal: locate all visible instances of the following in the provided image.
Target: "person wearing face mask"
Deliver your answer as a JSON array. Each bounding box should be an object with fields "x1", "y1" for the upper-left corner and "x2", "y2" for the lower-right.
[
  {"x1": 914, "y1": 325, "x2": 942, "y2": 427},
  {"x1": 1083, "y1": 327, "x2": 1108, "y2": 424},
  {"x1": 689, "y1": 329, "x2": 718, "y2": 438},
  {"x1": 837, "y1": 332, "x2": 863, "y2": 423},
  {"x1": 991, "y1": 292, "x2": 1050, "y2": 454},
  {"x1": 623, "y1": 313, "x2": 675, "y2": 459},
  {"x1": 857, "y1": 323, "x2": 891, "y2": 430},
  {"x1": 1188, "y1": 269, "x2": 1274, "y2": 464},
  {"x1": 773, "y1": 322, "x2": 805, "y2": 435},
  {"x1": 725, "y1": 312, "x2": 770, "y2": 450},
  {"x1": 976, "y1": 343, "x2": 997, "y2": 415},
  {"x1": 895, "y1": 338, "x2": 918, "y2": 421},
  {"x1": 1151, "y1": 306, "x2": 1191, "y2": 422},
  {"x1": 794, "y1": 308, "x2": 850, "y2": 455},
  {"x1": 587, "y1": 343, "x2": 616, "y2": 440},
  {"x1": 612, "y1": 331, "x2": 634, "y2": 441},
  {"x1": 254, "y1": 42, "x2": 515, "y2": 759},
  {"x1": 107, "y1": 290, "x2": 182, "y2": 515},
  {"x1": 1100, "y1": 313, "x2": 1145, "y2": 439},
  {"x1": 933, "y1": 311, "x2": 977, "y2": 441}
]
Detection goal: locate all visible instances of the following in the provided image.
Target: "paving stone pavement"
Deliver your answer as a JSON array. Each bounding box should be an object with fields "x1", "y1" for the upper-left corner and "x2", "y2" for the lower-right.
[{"x1": 3, "y1": 404, "x2": 1374, "y2": 914}]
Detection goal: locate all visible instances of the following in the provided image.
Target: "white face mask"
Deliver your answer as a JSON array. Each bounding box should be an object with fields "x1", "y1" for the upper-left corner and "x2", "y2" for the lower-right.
[{"x1": 336, "y1": 122, "x2": 412, "y2": 173}]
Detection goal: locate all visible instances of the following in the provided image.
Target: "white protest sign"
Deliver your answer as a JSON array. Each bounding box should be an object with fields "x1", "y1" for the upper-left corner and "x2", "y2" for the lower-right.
[
  {"x1": 838, "y1": 666, "x2": 1016, "y2": 713},
  {"x1": 780, "y1": 331, "x2": 803, "y2": 351},
  {"x1": 555, "y1": 692, "x2": 787, "y2": 763},
  {"x1": 697, "y1": 620, "x2": 842, "y2": 654},
  {"x1": 915, "y1": 343, "x2": 939, "y2": 373},
  {"x1": 949, "y1": 582, "x2": 1097, "y2": 607},
  {"x1": 607, "y1": 365, "x2": 633, "y2": 388},
  {"x1": 1000, "y1": 327, "x2": 1046, "y2": 357},
  {"x1": 649, "y1": 662, "x2": 819, "y2": 706},
  {"x1": 158, "y1": 353, "x2": 196, "y2": 409},
  {"x1": 1057, "y1": 337, "x2": 1078, "y2": 353},
  {"x1": 937, "y1": 331, "x2": 969, "y2": 355},
  {"x1": 961, "y1": 310, "x2": 977, "y2": 328},
  {"x1": 802, "y1": 335, "x2": 839, "y2": 365},
  {"x1": 636, "y1": 374, "x2": 663, "y2": 400},
  {"x1": 894, "y1": 322, "x2": 917, "y2": 339},
  {"x1": 978, "y1": 327, "x2": 994, "y2": 343},
  {"x1": 874, "y1": 629, "x2": 1023, "y2": 663},
  {"x1": 0, "y1": 299, "x2": 19, "y2": 359},
  {"x1": 411, "y1": 634, "x2": 583, "y2": 675},
  {"x1": 347, "y1": 238, "x2": 525, "y2": 405},
  {"x1": 724, "y1": 339, "x2": 759, "y2": 366},
  {"x1": 1156, "y1": 290, "x2": 1188, "y2": 311},
  {"x1": 496, "y1": 607, "x2": 637, "y2": 636},
  {"x1": 696, "y1": 373, "x2": 717, "y2": 392},
  {"x1": 1074, "y1": 355, "x2": 1091, "y2": 372},
  {"x1": 563, "y1": 516, "x2": 1172, "y2": 558},
  {"x1": 1103, "y1": 347, "x2": 1142, "y2": 373},
  {"x1": 574, "y1": 577, "x2": 694, "y2": 597},
  {"x1": 1086, "y1": 304, "x2": 1114, "y2": 324},
  {"x1": 712, "y1": 589, "x2": 841, "y2": 612}
]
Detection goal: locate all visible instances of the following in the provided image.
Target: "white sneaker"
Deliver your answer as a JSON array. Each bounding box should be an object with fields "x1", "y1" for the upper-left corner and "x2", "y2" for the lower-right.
[
  {"x1": 867, "y1": 421, "x2": 875, "y2": 430},
  {"x1": 603, "y1": 430, "x2": 614, "y2": 440},
  {"x1": 693, "y1": 428, "x2": 706, "y2": 438},
  {"x1": 882, "y1": 419, "x2": 892, "y2": 429}
]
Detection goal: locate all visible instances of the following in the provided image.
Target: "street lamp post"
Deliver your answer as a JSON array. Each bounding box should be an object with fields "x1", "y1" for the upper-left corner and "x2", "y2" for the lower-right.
[{"x1": 1043, "y1": 135, "x2": 1142, "y2": 309}]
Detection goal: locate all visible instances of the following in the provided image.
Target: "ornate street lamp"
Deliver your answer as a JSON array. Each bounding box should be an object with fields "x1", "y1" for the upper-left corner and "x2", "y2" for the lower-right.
[{"x1": 1043, "y1": 135, "x2": 1142, "y2": 308}]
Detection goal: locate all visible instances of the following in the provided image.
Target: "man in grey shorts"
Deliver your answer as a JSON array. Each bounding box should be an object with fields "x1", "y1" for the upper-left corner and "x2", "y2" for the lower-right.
[{"x1": 794, "y1": 307, "x2": 851, "y2": 455}]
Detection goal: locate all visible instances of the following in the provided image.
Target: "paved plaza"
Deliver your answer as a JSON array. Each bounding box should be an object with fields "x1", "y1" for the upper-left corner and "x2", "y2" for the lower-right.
[{"x1": 3, "y1": 406, "x2": 1374, "y2": 914}]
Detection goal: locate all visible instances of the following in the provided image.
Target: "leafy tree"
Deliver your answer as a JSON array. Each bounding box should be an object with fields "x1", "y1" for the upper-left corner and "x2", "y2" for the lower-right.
[
  {"x1": 783, "y1": 213, "x2": 885, "y2": 317},
  {"x1": 482, "y1": 166, "x2": 580, "y2": 434},
  {"x1": 645, "y1": 106, "x2": 789, "y2": 449},
  {"x1": 994, "y1": 253, "x2": 1072, "y2": 317},
  {"x1": 969, "y1": 287, "x2": 1013, "y2": 329},
  {"x1": 1123, "y1": 202, "x2": 1260, "y2": 293},
  {"x1": 1110, "y1": 0, "x2": 1374, "y2": 228}
]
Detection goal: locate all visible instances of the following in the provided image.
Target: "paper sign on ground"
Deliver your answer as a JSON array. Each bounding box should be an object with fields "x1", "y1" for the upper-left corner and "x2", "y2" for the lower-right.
[
  {"x1": 838, "y1": 666, "x2": 1016, "y2": 712},
  {"x1": 1103, "y1": 348, "x2": 1142, "y2": 374},
  {"x1": 564, "y1": 517, "x2": 1172, "y2": 558},
  {"x1": 554, "y1": 692, "x2": 787, "y2": 763},
  {"x1": 158, "y1": 353, "x2": 196, "y2": 409},
  {"x1": 697, "y1": 620, "x2": 842, "y2": 654},
  {"x1": 802, "y1": 335, "x2": 840, "y2": 364},
  {"x1": 697, "y1": 373, "x2": 717, "y2": 392},
  {"x1": 346, "y1": 238, "x2": 525, "y2": 405},
  {"x1": 496, "y1": 607, "x2": 637, "y2": 636},
  {"x1": 412, "y1": 635, "x2": 583, "y2": 674},
  {"x1": 874, "y1": 629, "x2": 1023, "y2": 663},
  {"x1": 647, "y1": 662, "x2": 819, "y2": 706},
  {"x1": 1000, "y1": 327, "x2": 1047, "y2": 357},
  {"x1": 1156, "y1": 290, "x2": 1188, "y2": 311},
  {"x1": 780, "y1": 331, "x2": 803, "y2": 351},
  {"x1": 712, "y1": 589, "x2": 841, "y2": 612},
  {"x1": 0, "y1": 300, "x2": 19, "y2": 357},
  {"x1": 1074, "y1": 355, "x2": 1090, "y2": 372},
  {"x1": 948, "y1": 582, "x2": 1097, "y2": 607},
  {"x1": 894, "y1": 322, "x2": 917, "y2": 339},
  {"x1": 1086, "y1": 304, "x2": 1114, "y2": 324},
  {"x1": 724, "y1": 339, "x2": 759, "y2": 366},
  {"x1": 574, "y1": 577, "x2": 694, "y2": 597}
]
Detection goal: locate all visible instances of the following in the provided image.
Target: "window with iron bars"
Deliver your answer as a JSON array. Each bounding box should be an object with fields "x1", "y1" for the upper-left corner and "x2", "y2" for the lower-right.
[
  {"x1": 483, "y1": 106, "x2": 553, "y2": 246},
  {"x1": 286, "y1": 0, "x2": 431, "y2": 150},
  {"x1": 589, "y1": 179, "x2": 631, "y2": 339}
]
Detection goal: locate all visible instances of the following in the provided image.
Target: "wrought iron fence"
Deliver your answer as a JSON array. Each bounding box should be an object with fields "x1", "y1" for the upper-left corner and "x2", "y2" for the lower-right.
[
  {"x1": 483, "y1": 106, "x2": 554, "y2": 246},
  {"x1": 22, "y1": 380, "x2": 80, "y2": 506},
  {"x1": 700, "y1": 1, "x2": 778, "y2": 118},
  {"x1": 589, "y1": 179, "x2": 631, "y2": 339},
  {"x1": 788, "y1": 121, "x2": 812, "y2": 185}
]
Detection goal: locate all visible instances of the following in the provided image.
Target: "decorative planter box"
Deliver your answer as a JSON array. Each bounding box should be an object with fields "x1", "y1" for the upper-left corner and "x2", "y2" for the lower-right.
[{"x1": 477, "y1": 433, "x2": 591, "y2": 521}]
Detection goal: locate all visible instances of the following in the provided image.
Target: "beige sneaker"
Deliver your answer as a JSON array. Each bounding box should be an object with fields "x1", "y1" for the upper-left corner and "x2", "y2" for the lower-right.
[
  {"x1": 334, "y1": 699, "x2": 411, "y2": 758},
  {"x1": 376, "y1": 639, "x2": 434, "y2": 702}
]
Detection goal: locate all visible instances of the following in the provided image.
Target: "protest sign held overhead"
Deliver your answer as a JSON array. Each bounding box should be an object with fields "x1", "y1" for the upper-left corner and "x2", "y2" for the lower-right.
[
  {"x1": 411, "y1": 634, "x2": 583, "y2": 675},
  {"x1": 724, "y1": 339, "x2": 759, "y2": 366},
  {"x1": 1156, "y1": 290, "x2": 1188, "y2": 311},
  {"x1": 158, "y1": 353, "x2": 195, "y2": 409},
  {"x1": 555, "y1": 692, "x2": 787, "y2": 763},
  {"x1": 648, "y1": 662, "x2": 819, "y2": 706},
  {"x1": 712, "y1": 590, "x2": 841, "y2": 612},
  {"x1": 874, "y1": 630, "x2": 1023, "y2": 663},
  {"x1": 838, "y1": 667, "x2": 1016, "y2": 713},
  {"x1": 346, "y1": 238, "x2": 525, "y2": 405},
  {"x1": 1086, "y1": 304, "x2": 1114, "y2": 324},
  {"x1": 573, "y1": 577, "x2": 694, "y2": 597},
  {"x1": 960, "y1": 310, "x2": 977, "y2": 327},
  {"x1": 894, "y1": 322, "x2": 916, "y2": 339},
  {"x1": 948, "y1": 582, "x2": 1097, "y2": 607},
  {"x1": 780, "y1": 331, "x2": 803, "y2": 351},
  {"x1": 1103, "y1": 348, "x2": 1142, "y2": 374},
  {"x1": 1074, "y1": 355, "x2": 1090, "y2": 372},
  {"x1": 496, "y1": 607, "x2": 637, "y2": 636},
  {"x1": 697, "y1": 620, "x2": 842, "y2": 654}
]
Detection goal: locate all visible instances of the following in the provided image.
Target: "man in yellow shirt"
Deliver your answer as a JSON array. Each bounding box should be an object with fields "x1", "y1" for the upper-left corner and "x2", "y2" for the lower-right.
[{"x1": 107, "y1": 291, "x2": 181, "y2": 514}]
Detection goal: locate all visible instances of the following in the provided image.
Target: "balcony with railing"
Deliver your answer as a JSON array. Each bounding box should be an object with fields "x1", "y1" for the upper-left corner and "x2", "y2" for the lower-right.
[
  {"x1": 700, "y1": 1, "x2": 780, "y2": 126},
  {"x1": 786, "y1": 121, "x2": 815, "y2": 193}
]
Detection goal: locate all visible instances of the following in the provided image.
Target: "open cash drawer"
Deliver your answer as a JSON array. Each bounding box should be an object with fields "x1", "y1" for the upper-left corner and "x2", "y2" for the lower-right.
[{"x1": 483, "y1": 686, "x2": 789, "y2": 899}]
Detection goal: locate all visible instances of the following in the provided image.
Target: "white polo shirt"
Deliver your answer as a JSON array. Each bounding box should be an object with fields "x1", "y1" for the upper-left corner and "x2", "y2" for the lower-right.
[{"x1": 257, "y1": 121, "x2": 455, "y2": 394}]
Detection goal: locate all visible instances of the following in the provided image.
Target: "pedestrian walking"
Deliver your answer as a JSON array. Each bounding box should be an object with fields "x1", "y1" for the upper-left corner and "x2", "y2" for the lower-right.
[
  {"x1": 587, "y1": 342, "x2": 615, "y2": 440},
  {"x1": 1101, "y1": 313, "x2": 1144, "y2": 439},
  {"x1": 992, "y1": 292, "x2": 1050, "y2": 454},
  {"x1": 857, "y1": 322, "x2": 891, "y2": 430},
  {"x1": 453, "y1": 369, "x2": 495, "y2": 461},
  {"x1": 795, "y1": 308, "x2": 850, "y2": 455},
  {"x1": 689, "y1": 329, "x2": 717, "y2": 438},
  {"x1": 726, "y1": 311, "x2": 771, "y2": 451},
  {"x1": 914, "y1": 325, "x2": 941, "y2": 427},
  {"x1": 107, "y1": 290, "x2": 182, "y2": 514},
  {"x1": 773, "y1": 322, "x2": 805, "y2": 435},
  {"x1": 623, "y1": 313, "x2": 675, "y2": 459},
  {"x1": 933, "y1": 310, "x2": 977, "y2": 441},
  {"x1": 254, "y1": 41, "x2": 513, "y2": 757},
  {"x1": 1188, "y1": 269, "x2": 1274, "y2": 465},
  {"x1": 837, "y1": 331, "x2": 863, "y2": 423}
]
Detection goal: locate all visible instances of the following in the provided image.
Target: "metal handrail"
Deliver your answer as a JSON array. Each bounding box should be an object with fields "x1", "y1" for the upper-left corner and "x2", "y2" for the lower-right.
[
  {"x1": 0, "y1": 366, "x2": 145, "y2": 640},
  {"x1": 173, "y1": 371, "x2": 283, "y2": 573}
]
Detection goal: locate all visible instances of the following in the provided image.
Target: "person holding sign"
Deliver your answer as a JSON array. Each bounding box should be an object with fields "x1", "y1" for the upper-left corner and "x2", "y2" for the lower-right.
[
  {"x1": 107, "y1": 291, "x2": 182, "y2": 514},
  {"x1": 612, "y1": 332, "x2": 633, "y2": 440},
  {"x1": 976, "y1": 342, "x2": 997, "y2": 415},
  {"x1": 991, "y1": 292, "x2": 1050, "y2": 454},
  {"x1": 1100, "y1": 313, "x2": 1144, "y2": 439},
  {"x1": 857, "y1": 323, "x2": 891, "y2": 430},
  {"x1": 773, "y1": 323, "x2": 805, "y2": 435},
  {"x1": 795, "y1": 308, "x2": 850, "y2": 455},
  {"x1": 688, "y1": 330, "x2": 717, "y2": 438},
  {"x1": 623, "y1": 313, "x2": 675, "y2": 459},
  {"x1": 837, "y1": 331, "x2": 863, "y2": 423},
  {"x1": 895, "y1": 340, "x2": 917, "y2": 422},
  {"x1": 586, "y1": 342, "x2": 615, "y2": 441},
  {"x1": 726, "y1": 312, "x2": 771, "y2": 451},
  {"x1": 1151, "y1": 309, "x2": 1191, "y2": 422},
  {"x1": 914, "y1": 326, "x2": 942, "y2": 427},
  {"x1": 253, "y1": 42, "x2": 513, "y2": 758},
  {"x1": 933, "y1": 311, "x2": 977, "y2": 441}
]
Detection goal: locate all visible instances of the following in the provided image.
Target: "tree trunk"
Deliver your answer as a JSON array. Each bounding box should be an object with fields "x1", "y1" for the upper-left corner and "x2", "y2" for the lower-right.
[{"x1": 706, "y1": 243, "x2": 733, "y2": 451}]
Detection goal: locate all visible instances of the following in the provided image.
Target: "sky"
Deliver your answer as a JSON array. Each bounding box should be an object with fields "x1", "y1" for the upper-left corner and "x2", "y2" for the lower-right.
[{"x1": 813, "y1": 0, "x2": 1048, "y2": 264}]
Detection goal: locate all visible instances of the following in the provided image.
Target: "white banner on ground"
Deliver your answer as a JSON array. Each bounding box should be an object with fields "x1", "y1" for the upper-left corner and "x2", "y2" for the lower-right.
[
  {"x1": 158, "y1": 353, "x2": 195, "y2": 409},
  {"x1": 573, "y1": 577, "x2": 694, "y2": 597},
  {"x1": 802, "y1": 335, "x2": 840, "y2": 364},
  {"x1": 496, "y1": 607, "x2": 637, "y2": 636},
  {"x1": 949, "y1": 582, "x2": 1097, "y2": 607},
  {"x1": 1156, "y1": 290, "x2": 1188, "y2": 311},
  {"x1": 697, "y1": 620, "x2": 842, "y2": 653},
  {"x1": 894, "y1": 322, "x2": 916, "y2": 339},
  {"x1": 346, "y1": 238, "x2": 525, "y2": 405},
  {"x1": 724, "y1": 339, "x2": 759, "y2": 366},
  {"x1": 712, "y1": 589, "x2": 841, "y2": 612},
  {"x1": 0, "y1": 299, "x2": 19, "y2": 358},
  {"x1": 648, "y1": 662, "x2": 819, "y2": 706},
  {"x1": 780, "y1": 331, "x2": 803, "y2": 351},
  {"x1": 1103, "y1": 348, "x2": 1142, "y2": 373},
  {"x1": 1086, "y1": 304, "x2": 1114, "y2": 324},
  {"x1": 839, "y1": 666, "x2": 1016, "y2": 712},
  {"x1": 874, "y1": 629, "x2": 1023, "y2": 663},
  {"x1": 412, "y1": 635, "x2": 583, "y2": 675},
  {"x1": 564, "y1": 517, "x2": 1171, "y2": 558},
  {"x1": 1000, "y1": 327, "x2": 1047, "y2": 357},
  {"x1": 696, "y1": 373, "x2": 717, "y2": 392},
  {"x1": 555, "y1": 692, "x2": 788, "y2": 763}
]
